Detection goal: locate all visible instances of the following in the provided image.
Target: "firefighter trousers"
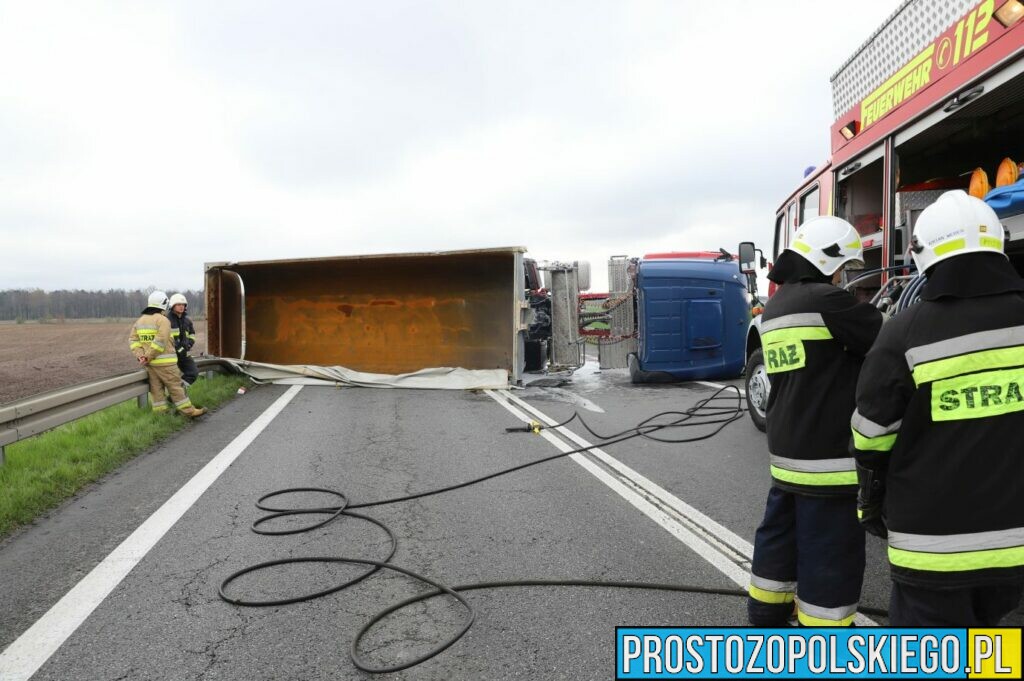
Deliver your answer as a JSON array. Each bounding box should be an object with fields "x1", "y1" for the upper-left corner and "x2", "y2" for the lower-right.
[
  {"x1": 748, "y1": 486, "x2": 865, "y2": 626},
  {"x1": 890, "y1": 581, "x2": 1023, "y2": 626},
  {"x1": 177, "y1": 354, "x2": 198, "y2": 385},
  {"x1": 147, "y1": 364, "x2": 193, "y2": 413}
]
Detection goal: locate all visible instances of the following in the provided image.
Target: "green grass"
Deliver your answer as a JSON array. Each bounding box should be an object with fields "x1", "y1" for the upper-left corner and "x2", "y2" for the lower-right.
[{"x1": 0, "y1": 373, "x2": 249, "y2": 538}]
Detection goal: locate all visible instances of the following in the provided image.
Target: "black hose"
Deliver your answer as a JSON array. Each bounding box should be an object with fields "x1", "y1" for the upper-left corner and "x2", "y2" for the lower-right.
[{"x1": 217, "y1": 386, "x2": 887, "y2": 673}]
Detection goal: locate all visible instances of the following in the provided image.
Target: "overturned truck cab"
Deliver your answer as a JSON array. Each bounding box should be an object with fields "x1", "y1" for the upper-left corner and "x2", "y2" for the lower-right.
[{"x1": 205, "y1": 247, "x2": 531, "y2": 385}]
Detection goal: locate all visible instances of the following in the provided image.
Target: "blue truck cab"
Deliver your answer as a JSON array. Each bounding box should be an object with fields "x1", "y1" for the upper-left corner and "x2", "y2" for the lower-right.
[{"x1": 629, "y1": 258, "x2": 751, "y2": 383}]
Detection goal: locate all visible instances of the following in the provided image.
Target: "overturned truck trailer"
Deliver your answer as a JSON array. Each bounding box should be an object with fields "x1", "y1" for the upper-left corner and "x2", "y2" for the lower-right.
[{"x1": 205, "y1": 247, "x2": 529, "y2": 384}]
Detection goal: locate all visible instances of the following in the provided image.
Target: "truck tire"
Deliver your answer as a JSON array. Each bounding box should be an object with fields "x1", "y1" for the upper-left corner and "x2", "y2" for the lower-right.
[{"x1": 744, "y1": 348, "x2": 769, "y2": 432}]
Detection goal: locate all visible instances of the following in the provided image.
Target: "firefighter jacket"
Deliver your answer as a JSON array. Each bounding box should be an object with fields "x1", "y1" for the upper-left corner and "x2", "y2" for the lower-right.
[
  {"x1": 129, "y1": 310, "x2": 178, "y2": 367},
  {"x1": 763, "y1": 264, "x2": 882, "y2": 496},
  {"x1": 169, "y1": 312, "x2": 196, "y2": 354},
  {"x1": 852, "y1": 253, "x2": 1024, "y2": 588}
]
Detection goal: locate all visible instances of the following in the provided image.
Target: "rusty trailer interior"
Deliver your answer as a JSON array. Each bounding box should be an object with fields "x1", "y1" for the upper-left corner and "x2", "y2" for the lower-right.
[{"x1": 205, "y1": 247, "x2": 526, "y2": 381}]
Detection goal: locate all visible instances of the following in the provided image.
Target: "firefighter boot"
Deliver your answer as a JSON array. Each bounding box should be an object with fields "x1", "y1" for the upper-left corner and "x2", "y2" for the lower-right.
[{"x1": 182, "y1": 406, "x2": 207, "y2": 418}]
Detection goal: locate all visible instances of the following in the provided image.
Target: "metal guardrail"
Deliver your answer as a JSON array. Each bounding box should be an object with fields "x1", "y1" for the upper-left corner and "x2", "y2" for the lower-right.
[{"x1": 0, "y1": 358, "x2": 238, "y2": 464}]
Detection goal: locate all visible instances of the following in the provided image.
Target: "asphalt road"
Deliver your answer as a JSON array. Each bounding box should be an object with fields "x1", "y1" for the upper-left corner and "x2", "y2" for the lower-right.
[{"x1": 2, "y1": 364, "x2": 1021, "y2": 680}]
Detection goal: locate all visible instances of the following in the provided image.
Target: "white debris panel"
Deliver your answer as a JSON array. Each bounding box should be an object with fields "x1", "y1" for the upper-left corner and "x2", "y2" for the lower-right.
[{"x1": 227, "y1": 360, "x2": 509, "y2": 390}]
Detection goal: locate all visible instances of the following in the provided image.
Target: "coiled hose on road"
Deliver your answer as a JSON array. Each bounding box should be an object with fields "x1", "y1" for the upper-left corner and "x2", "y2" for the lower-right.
[{"x1": 218, "y1": 386, "x2": 886, "y2": 673}]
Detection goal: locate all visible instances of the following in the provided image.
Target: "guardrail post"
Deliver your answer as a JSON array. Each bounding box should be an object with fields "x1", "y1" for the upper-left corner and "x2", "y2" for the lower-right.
[
  {"x1": 137, "y1": 394, "x2": 148, "y2": 409},
  {"x1": 1, "y1": 445, "x2": 5, "y2": 466},
  {"x1": 206, "y1": 370, "x2": 214, "y2": 380}
]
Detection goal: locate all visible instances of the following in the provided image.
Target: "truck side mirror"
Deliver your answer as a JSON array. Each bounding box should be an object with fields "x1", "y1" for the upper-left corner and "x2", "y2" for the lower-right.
[{"x1": 738, "y1": 242, "x2": 757, "y2": 274}]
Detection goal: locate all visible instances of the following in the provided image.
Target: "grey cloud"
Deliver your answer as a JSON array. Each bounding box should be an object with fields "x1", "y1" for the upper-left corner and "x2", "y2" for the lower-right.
[{"x1": 2, "y1": 0, "x2": 902, "y2": 291}]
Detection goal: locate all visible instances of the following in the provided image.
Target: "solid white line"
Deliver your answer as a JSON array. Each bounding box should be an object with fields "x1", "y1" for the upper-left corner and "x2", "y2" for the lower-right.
[
  {"x1": 499, "y1": 390, "x2": 753, "y2": 559},
  {"x1": 695, "y1": 380, "x2": 746, "y2": 396},
  {"x1": 484, "y1": 390, "x2": 750, "y2": 586},
  {"x1": 489, "y1": 389, "x2": 877, "y2": 627},
  {"x1": 0, "y1": 385, "x2": 304, "y2": 681}
]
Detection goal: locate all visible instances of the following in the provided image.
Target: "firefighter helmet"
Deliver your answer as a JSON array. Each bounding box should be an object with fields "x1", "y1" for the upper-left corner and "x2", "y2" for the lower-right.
[
  {"x1": 169, "y1": 293, "x2": 188, "y2": 308},
  {"x1": 147, "y1": 291, "x2": 170, "y2": 311},
  {"x1": 910, "y1": 190, "x2": 1006, "y2": 273},
  {"x1": 786, "y1": 216, "x2": 864, "y2": 276}
]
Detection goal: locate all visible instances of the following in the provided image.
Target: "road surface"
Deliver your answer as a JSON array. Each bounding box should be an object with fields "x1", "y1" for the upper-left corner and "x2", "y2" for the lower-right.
[{"x1": 1, "y1": 362, "x2": 1020, "y2": 679}]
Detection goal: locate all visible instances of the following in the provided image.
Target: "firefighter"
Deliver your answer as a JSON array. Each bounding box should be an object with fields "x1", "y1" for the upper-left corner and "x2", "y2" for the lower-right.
[
  {"x1": 748, "y1": 216, "x2": 883, "y2": 627},
  {"x1": 129, "y1": 291, "x2": 206, "y2": 418},
  {"x1": 168, "y1": 293, "x2": 199, "y2": 387},
  {"x1": 852, "y1": 190, "x2": 1024, "y2": 626}
]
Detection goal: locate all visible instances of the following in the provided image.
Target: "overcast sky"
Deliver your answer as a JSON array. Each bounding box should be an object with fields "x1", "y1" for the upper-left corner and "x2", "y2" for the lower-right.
[{"x1": 0, "y1": 0, "x2": 901, "y2": 293}]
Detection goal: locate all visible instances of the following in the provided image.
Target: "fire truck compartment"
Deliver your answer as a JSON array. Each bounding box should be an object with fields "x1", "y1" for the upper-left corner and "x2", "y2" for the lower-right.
[{"x1": 895, "y1": 64, "x2": 1024, "y2": 274}]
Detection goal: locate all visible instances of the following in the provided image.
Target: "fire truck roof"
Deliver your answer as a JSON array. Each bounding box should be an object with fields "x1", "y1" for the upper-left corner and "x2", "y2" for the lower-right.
[{"x1": 829, "y1": 0, "x2": 978, "y2": 119}]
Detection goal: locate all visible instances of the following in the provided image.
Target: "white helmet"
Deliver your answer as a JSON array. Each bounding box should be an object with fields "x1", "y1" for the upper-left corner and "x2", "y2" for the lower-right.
[
  {"x1": 787, "y1": 215, "x2": 864, "y2": 276},
  {"x1": 911, "y1": 189, "x2": 1006, "y2": 273},
  {"x1": 147, "y1": 291, "x2": 169, "y2": 311},
  {"x1": 169, "y1": 293, "x2": 188, "y2": 308}
]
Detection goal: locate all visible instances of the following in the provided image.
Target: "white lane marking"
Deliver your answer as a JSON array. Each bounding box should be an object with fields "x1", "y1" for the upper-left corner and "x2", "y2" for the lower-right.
[
  {"x1": 489, "y1": 389, "x2": 877, "y2": 627},
  {"x1": 695, "y1": 380, "x2": 746, "y2": 396},
  {"x1": 484, "y1": 390, "x2": 750, "y2": 586},
  {"x1": 0, "y1": 385, "x2": 304, "y2": 681},
  {"x1": 495, "y1": 390, "x2": 752, "y2": 565}
]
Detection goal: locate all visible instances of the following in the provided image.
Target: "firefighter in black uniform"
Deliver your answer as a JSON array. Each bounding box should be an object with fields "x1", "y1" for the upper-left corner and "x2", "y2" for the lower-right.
[
  {"x1": 852, "y1": 190, "x2": 1024, "y2": 626},
  {"x1": 168, "y1": 293, "x2": 199, "y2": 387},
  {"x1": 748, "y1": 215, "x2": 883, "y2": 627}
]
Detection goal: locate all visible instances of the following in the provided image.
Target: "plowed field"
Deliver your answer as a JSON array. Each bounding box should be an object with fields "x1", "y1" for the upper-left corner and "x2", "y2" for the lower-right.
[{"x1": 0, "y1": 320, "x2": 206, "y2": 404}]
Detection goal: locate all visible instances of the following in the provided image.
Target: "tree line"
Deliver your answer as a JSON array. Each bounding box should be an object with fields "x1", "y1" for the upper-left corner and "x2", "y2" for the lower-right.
[{"x1": 0, "y1": 289, "x2": 205, "y2": 321}]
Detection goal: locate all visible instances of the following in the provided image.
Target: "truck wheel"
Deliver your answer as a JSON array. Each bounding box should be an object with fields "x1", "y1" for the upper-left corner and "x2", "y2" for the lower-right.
[{"x1": 745, "y1": 348, "x2": 769, "y2": 432}]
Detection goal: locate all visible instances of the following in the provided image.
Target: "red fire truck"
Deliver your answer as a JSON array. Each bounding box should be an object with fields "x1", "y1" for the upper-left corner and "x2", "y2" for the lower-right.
[{"x1": 742, "y1": 0, "x2": 1024, "y2": 430}]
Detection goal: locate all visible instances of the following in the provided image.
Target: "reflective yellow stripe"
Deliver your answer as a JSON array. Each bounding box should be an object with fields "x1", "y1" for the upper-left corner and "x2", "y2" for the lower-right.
[
  {"x1": 792, "y1": 241, "x2": 812, "y2": 254},
  {"x1": 187, "y1": 333, "x2": 196, "y2": 339},
  {"x1": 931, "y1": 366, "x2": 1024, "y2": 421},
  {"x1": 770, "y1": 465, "x2": 857, "y2": 487},
  {"x1": 934, "y1": 238, "x2": 966, "y2": 256},
  {"x1": 153, "y1": 404, "x2": 169, "y2": 412},
  {"x1": 130, "y1": 342, "x2": 143, "y2": 349},
  {"x1": 764, "y1": 339, "x2": 807, "y2": 374},
  {"x1": 851, "y1": 429, "x2": 897, "y2": 452},
  {"x1": 762, "y1": 326, "x2": 833, "y2": 344},
  {"x1": 980, "y1": 236, "x2": 1003, "y2": 249},
  {"x1": 171, "y1": 330, "x2": 180, "y2": 337},
  {"x1": 797, "y1": 610, "x2": 855, "y2": 627},
  {"x1": 889, "y1": 545, "x2": 1024, "y2": 572},
  {"x1": 890, "y1": 527, "x2": 1024, "y2": 553},
  {"x1": 857, "y1": 509, "x2": 865, "y2": 519},
  {"x1": 913, "y1": 346, "x2": 1024, "y2": 385},
  {"x1": 150, "y1": 357, "x2": 178, "y2": 366},
  {"x1": 175, "y1": 400, "x2": 193, "y2": 410},
  {"x1": 748, "y1": 584, "x2": 794, "y2": 604}
]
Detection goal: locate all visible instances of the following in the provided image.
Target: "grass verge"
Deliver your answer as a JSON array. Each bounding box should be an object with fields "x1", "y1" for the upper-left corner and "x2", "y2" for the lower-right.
[{"x1": 0, "y1": 373, "x2": 250, "y2": 538}]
